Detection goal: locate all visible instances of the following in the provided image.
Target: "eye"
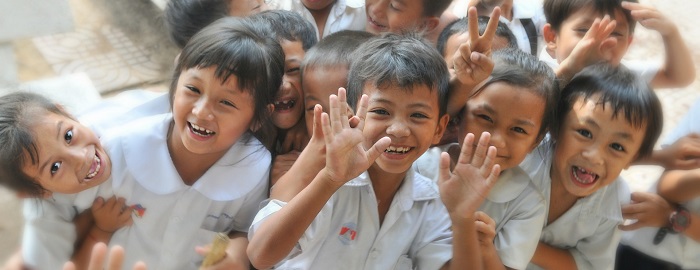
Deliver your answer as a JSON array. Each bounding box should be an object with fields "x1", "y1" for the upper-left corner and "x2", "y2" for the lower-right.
[
  {"x1": 610, "y1": 143, "x2": 625, "y2": 152},
  {"x1": 286, "y1": 67, "x2": 300, "y2": 74},
  {"x1": 64, "y1": 129, "x2": 73, "y2": 144},
  {"x1": 220, "y1": 100, "x2": 237, "y2": 109},
  {"x1": 369, "y1": 109, "x2": 389, "y2": 115},
  {"x1": 411, "y1": 112, "x2": 428, "y2": 119},
  {"x1": 477, "y1": 114, "x2": 493, "y2": 123},
  {"x1": 389, "y1": 1, "x2": 399, "y2": 10},
  {"x1": 610, "y1": 31, "x2": 624, "y2": 37},
  {"x1": 50, "y1": 162, "x2": 61, "y2": 175},
  {"x1": 574, "y1": 28, "x2": 589, "y2": 34},
  {"x1": 185, "y1": 85, "x2": 200, "y2": 94},
  {"x1": 512, "y1": 127, "x2": 527, "y2": 134},
  {"x1": 576, "y1": 129, "x2": 592, "y2": 138}
]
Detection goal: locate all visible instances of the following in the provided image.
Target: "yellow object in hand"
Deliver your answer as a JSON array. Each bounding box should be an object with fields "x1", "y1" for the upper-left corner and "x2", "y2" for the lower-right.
[{"x1": 200, "y1": 232, "x2": 229, "y2": 269}]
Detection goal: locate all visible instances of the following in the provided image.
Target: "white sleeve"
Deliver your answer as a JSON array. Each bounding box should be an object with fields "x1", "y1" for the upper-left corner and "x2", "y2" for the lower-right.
[
  {"x1": 495, "y1": 196, "x2": 546, "y2": 269},
  {"x1": 21, "y1": 198, "x2": 78, "y2": 269},
  {"x1": 570, "y1": 218, "x2": 622, "y2": 270},
  {"x1": 411, "y1": 200, "x2": 453, "y2": 270}
]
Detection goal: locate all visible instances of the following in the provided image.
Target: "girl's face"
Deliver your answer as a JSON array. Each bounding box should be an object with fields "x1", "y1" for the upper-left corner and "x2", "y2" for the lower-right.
[
  {"x1": 272, "y1": 40, "x2": 306, "y2": 130},
  {"x1": 551, "y1": 95, "x2": 644, "y2": 198},
  {"x1": 228, "y1": 0, "x2": 268, "y2": 17},
  {"x1": 459, "y1": 82, "x2": 544, "y2": 170},
  {"x1": 21, "y1": 111, "x2": 112, "y2": 195},
  {"x1": 171, "y1": 66, "x2": 257, "y2": 158}
]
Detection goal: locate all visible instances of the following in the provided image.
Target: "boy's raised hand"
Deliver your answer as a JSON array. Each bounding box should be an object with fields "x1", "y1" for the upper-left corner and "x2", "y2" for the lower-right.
[
  {"x1": 452, "y1": 6, "x2": 500, "y2": 87},
  {"x1": 320, "y1": 88, "x2": 391, "y2": 184},
  {"x1": 622, "y1": 1, "x2": 676, "y2": 36},
  {"x1": 557, "y1": 15, "x2": 619, "y2": 78},
  {"x1": 438, "y1": 132, "x2": 500, "y2": 223}
]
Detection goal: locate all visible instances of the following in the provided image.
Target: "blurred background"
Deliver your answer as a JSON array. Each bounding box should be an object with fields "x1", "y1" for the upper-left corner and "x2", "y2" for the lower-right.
[{"x1": 1, "y1": 0, "x2": 699, "y2": 264}]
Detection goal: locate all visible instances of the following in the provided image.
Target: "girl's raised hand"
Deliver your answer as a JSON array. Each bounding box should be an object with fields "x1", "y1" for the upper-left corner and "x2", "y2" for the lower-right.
[
  {"x1": 452, "y1": 6, "x2": 500, "y2": 87},
  {"x1": 320, "y1": 88, "x2": 391, "y2": 184},
  {"x1": 438, "y1": 132, "x2": 500, "y2": 224}
]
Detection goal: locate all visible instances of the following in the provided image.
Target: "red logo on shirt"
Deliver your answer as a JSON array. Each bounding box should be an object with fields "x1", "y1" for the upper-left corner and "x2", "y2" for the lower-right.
[
  {"x1": 338, "y1": 222, "x2": 357, "y2": 245},
  {"x1": 130, "y1": 204, "x2": 146, "y2": 218}
]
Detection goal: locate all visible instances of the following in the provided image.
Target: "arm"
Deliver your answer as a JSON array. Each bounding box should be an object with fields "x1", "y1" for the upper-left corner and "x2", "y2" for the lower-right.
[
  {"x1": 438, "y1": 132, "x2": 501, "y2": 270},
  {"x1": 473, "y1": 211, "x2": 507, "y2": 270},
  {"x1": 530, "y1": 241, "x2": 578, "y2": 270},
  {"x1": 247, "y1": 89, "x2": 391, "y2": 269},
  {"x1": 620, "y1": 189, "x2": 700, "y2": 242},
  {"x1": 634, "y1": 133, "x2": 700, "y2": 170},
  {"x1": 658, "y1": 169, "x2": 700, "y2": 203},
  {"x1": 197, "y1": 231, "x2": 250, "y2": 270},
  {"x1": 447, "y1": 6, "x2": 500, "y2": 117},
  {"x1": 72, "y1": 197, "x2": 132, "y2": 270},
  {"x1": 279, "y1": 119, "x2": 310, "y2": 154},
  {"x1": 621, "y1": 1, "x2": 695, "y2": 88}
]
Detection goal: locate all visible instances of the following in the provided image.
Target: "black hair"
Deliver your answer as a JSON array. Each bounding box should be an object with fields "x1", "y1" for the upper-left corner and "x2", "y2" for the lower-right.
[
  {"x1": 552, "y1": 63, "x2": 662, "y2": 159},
  {"x1": 347, "y1": 33, "x2": 449, "y2": 116},
  {"x1": 424, "y1": 0, "x2": 453, "y2": 17},
  {"x1": 0, "y1": 92, "x2": 74, "y2": 196},
  {"x1": 169, "y1": 17, "x2": 284, "y2": 149},
  {"x1": 543, "y1": 0, "x2": 638, "y2": 33},
  {"x1": 437, "y1": 16, "x2": 517, "y2": 56},
  {"x1": 248, "y1": 10, "x2": 318, "y2": 51},
  {"x1": 301, "y1": 30, "x2": 375, "y2": 75},
  {"x1": 469, "y1": 48, "x2": 558, "y2": 139},
  {"x1": 164, "y1": 0, "x2": 229, "y2": 48}
]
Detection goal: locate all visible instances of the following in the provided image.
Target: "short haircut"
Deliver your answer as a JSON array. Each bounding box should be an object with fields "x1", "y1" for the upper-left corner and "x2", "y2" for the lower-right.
[
  {"x1": 170, "y1": 17, "x2": 284, "y2": 149},
  {"x1": 543, "y1": 0, "x2": 638, "y2": 33},
  {"x1": 552, "y1": 63, "x2": 662, "y2": 159},
  {"x1": 0, "y1": 92, "x2": 74, "y2": 196},
  {"x1": 248, "y1": 10, "x2": 318, "y2": 51},
  {"x1": 301, "y1": 30, "x2": 375, "y2": 74},
  {"x1": 424, "y1": 0, "x2": 453, "y2": 17},
  {"x1": 470, "y1": 48, "x2": 558, "y2": 138},
  {"x1": 164, "y1": 0, "x2": 228, "y2": 48},
  {"x1": 347, "y1": 33, "x2": 449, "y2": 116},
  {"x1": 437, "y1": 16, "x2": 518, "y2": 56}
]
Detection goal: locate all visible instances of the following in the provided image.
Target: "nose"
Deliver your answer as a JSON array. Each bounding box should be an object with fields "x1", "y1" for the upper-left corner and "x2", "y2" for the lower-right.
[
  {"x1": 581, "y1": 145, "x2": 604, "y2": 165},
  {"x1": 368, "y1": 0, "x2": 388, "y2": 19},
  {"x1": 192, "y1": 98, "x2": 214, "y2": 121},
  {"x1": 489, "y1": 130, "x2": 506, "y2": 149},
  {"x1": 386, "y1": 120, "x2": 410, "y2": 138},
  {"x1": 280, "y1": 79, "x2": 293, "y2": 91},
  {"x1": 68, "y1": 146, "x2": 89, "y2": 176}
]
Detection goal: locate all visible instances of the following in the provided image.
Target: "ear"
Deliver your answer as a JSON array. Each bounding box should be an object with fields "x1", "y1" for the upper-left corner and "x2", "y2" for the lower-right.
[
  {"x1": 543, "y1": 23, "x2": 558, "y2": 57},
  {"x1": 422, "y1": 16, "x2": 441, "y2": 33},
  {"x1": 627, "y1": 35, "x2": 633, "y2": 46},
  {"x1": 432, "y1": 114, "x2": 451, "y2": 144}
]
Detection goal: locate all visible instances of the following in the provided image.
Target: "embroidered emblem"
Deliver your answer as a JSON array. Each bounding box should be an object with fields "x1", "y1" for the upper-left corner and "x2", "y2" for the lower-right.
[
  {"x1": 338, "y1": 222, "x2": 358, "y2": 245},
  {"x1": 130, "y1": 204, "x2": 146, "y2": 218}
]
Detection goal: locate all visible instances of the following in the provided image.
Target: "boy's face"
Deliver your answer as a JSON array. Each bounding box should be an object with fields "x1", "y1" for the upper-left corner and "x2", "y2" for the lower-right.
[
  {"x1": 228, "y1": 0, "x2": 268, "y2": 17},
  {"x1": 545, "y1": 6, "x2": 633, "y2": 66},
  {"x1": 362, "y1": 82, "x2": 449, "y2": 175},
  {"x1": 365, "y1": 0, "x2": 430, "y2": 35},
  {"x1": 459, "y1": 82, "x2": 544, "y2": 170},
  {"x1": 443, "y1": 32, "x2": 511, "y2": 70},
  {"x1": 171, "y1": 66, "x2": 257, "y2": 157},
  {"x1": 303, "y1": 66, "x2": 349, "y2": 135},
  {"x1": 21, "y1": 111, "x2": 112, "y2": 195},
  {"x1": 551, "y1": 95, "x2": 645, "y2": 198},
  {"x1": 272, "y1": 40, "x2": 306, "y2": 130},
  {"x1": 301, "y1": 0, "x2": 335, "y2": 11}
]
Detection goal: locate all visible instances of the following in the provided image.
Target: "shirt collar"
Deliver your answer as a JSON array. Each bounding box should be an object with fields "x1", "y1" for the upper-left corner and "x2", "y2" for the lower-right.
[
  {"x1": 346, "y1": 167, "x2": 440, "y2": 211},
  {"x1": 116, "y1": 114, "x2": 271, "y2": 201},
  {"x1": 487, "y1": 166, "x2": 531, "y2": 203}
]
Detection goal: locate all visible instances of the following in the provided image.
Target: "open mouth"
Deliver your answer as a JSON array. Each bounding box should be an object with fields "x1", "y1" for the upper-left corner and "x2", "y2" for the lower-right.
[
  {"x1": 368, "y1": 16, "x2": 387, "y2": 30},
  {"x1": 189, "y1": 122, "x2": 216, "y2": 137},
  {"x1": 84, "y1": 153, "x2": 102, "y2": 182},
  {"x1": 274, "y1": 99, "x2": 296, "y2": 112},
  {"x1": 384, "y1": 145, "x2": 413, "y2": 154},
  {"x1": 572, "y1": 166, "x2": 599, "y2": 185}
]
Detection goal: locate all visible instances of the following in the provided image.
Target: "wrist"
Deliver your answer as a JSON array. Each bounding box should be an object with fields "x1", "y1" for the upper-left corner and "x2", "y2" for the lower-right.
[{"x1": 668, "y1": 205, "x2": 691, "y2": 233}]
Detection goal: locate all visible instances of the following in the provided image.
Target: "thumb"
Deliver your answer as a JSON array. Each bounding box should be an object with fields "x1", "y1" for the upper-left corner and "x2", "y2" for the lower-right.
[
  {"x1": 93, "y1": 197, "x2": 105, "y2": 209},
  {"x1": 366, "y1": 137, "x2": 391, "y2": 163},
  {"x1": 195, "y1": 245, "x2": 211, "y2": 256}
]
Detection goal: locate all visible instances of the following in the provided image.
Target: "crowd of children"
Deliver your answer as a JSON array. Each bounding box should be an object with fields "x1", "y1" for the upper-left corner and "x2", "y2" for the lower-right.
[{"x1": 1, "y1": 0, "x2": 699, "y2": 269}]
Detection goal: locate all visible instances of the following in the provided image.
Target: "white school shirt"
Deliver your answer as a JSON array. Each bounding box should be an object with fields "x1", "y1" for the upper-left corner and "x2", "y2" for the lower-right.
[
  {"x1": 249, "y1": 168, "x2": 453, "y2": 270},
  {"x1": 270, "y1": 0, "x2": 366, "y2": 39},
  {"x1": 620, "y1": 101, "x2": 700, "y2": 268},
  {"x1": 521, "y1": 140, "x2": 631, "y2": 270},
  {"x1": 101, "y1": 113, "x2": 270, "y2": 269},
  {"x1": 414, "y1": 144, "x2": 546, "y2": 269},
  {"x1": 538, "y1": 48, "x2": 659, "y2": 84},
  {"x1": 479, "y1": 167, "x2": 546, "y2": 269},
  {"x1": 451, "y1": 0, "x2": 546, "y2": 56}
]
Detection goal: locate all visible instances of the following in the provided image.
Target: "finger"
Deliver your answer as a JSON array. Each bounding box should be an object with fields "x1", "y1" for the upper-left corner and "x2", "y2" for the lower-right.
[
  {"x1": 480, "y1": 145, "x2": 497, "y2": 178},
  {"x1": 281, "y1": 133, "x2": 294, "y2": 154},
  {"x1": 674, "y1": 159, "x2": 700, "y2": 170},
  {"x1": 195, "y1": 245, "x2": 211, "y2": 256},
  {"x1": 313, "y1": 104, "x2": 324, "y2": 139},
  {"x1": 133, "y1": 261, "x2": 147, "y2": 270},
  {"x1": 337, "y1": 88, "x2": 350, "y2": 129},
  {"x1": 471, "y1": 132, "x2": 491, "y2": 168},
  {"x1": 63, "y1": 262, "x2": 77, "y2": 270},
  {"x1": 618, "y1": 221, "x2": 644, "y2": 231},
  {"x1": 470, "y1": 52, "x2": 494, "y2": 73},
  {"x1": 87, "y1": 242, "x2": 108, "y2": 270},
  {"x1": 598, "y1": 16, "x2": 617, "y2": 41},
  {"x1": 621, "y1": 203, "x2": 645, "y2": 215},
  {"x1": 106, "y1": 245, "x2": 125, "y2": 270},
  {"x1": 320, "y1": 112, "x2": 333, "y2": 144},
  {"x1": 481, "y1": 6, "x2": 501, "y2": 45},
  {"x1": 366, "y1": 137, "x2": 392, "y2": 163},
  {"x1": 93, "y1": 197, "x2": 105, "y2": 208},
  {"x1": 457, "y1": 133, "x2": 476, "y2": 165},
  {"x1": 328, "y1": 94, "x2": 342, "y2": 134},
  {"x1": 485, "y1": 164, "x2": 501, "y2": 188},
  {"x1": 582, "y1": 17, "x2": 602, "y2": 42},
  {"x1": 355, "y1": 94, "x2": 369, "y2": 130},
  {"x1": 467, "y1": 7, "x2": 479, "y2": 43},
  {"x1": 439, "y1": 152, "x2": 452, "y2": 184}
]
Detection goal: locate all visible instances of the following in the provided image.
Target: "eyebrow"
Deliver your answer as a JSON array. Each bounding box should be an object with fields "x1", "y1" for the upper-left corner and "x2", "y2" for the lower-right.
[
  {"x1": 39, "y1": 121, "x2": 63, "y2": 175},
  {"x1": 372, "y1": 97, "x2": 434, "y2": 111},
  {"x1": 583, "y1": 117, "x2": 634, "y2": 141}
]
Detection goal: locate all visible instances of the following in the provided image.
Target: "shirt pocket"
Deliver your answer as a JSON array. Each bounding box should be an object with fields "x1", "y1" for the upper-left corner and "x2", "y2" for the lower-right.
[{"x1": 393, "y1": 255, "x2": 413, "y2": 270}]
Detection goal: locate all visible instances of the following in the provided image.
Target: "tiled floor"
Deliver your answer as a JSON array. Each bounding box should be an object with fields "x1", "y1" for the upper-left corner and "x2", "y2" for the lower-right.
[{"x1": 1, "y1": 0, "x2": 699, "y2": 264}]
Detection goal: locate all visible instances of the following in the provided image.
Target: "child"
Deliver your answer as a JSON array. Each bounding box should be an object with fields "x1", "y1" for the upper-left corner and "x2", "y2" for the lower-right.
[
  {"x1": 364, "y1": 0, "x2": 452, "y2": 43},
  {"x1": 419, "y1": 47, "x2": 558, "y2": 270},
  {"x1": 21, "y1": 17, "x2": 285, "y2": 269},
  {"x1": 269, "y1": 30, "x2": 374, "y2": 185},
  {"x1": 248, "y1": 10, "x2": 318, "y2": 153},
  {"x1": 165, "y1": 0, "x2": 269, "y2": 48},
  {"x1": 520, "y1": 63, "x2": 663, "y2": 269},
  {"x1": 247, "y1": 33, "x2": 500, "y2": 269},
  {"x1": 270, "y1": 0, "x2": 366, "y2": 40},
  {"x1": 541, "y1": 0, "x2": 695, "y2": 89}
]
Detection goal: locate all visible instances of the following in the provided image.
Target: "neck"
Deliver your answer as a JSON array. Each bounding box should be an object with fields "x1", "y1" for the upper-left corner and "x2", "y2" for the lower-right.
[
  {"x1": 307, "y1": 4, "x2": 333, "y2": 38},
  {"x1": 367, "y1": 164, "x2": 406, "y2": 202},
  {"x1": 168, "y1": 122, "x2": 227, "y2": 185}
]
